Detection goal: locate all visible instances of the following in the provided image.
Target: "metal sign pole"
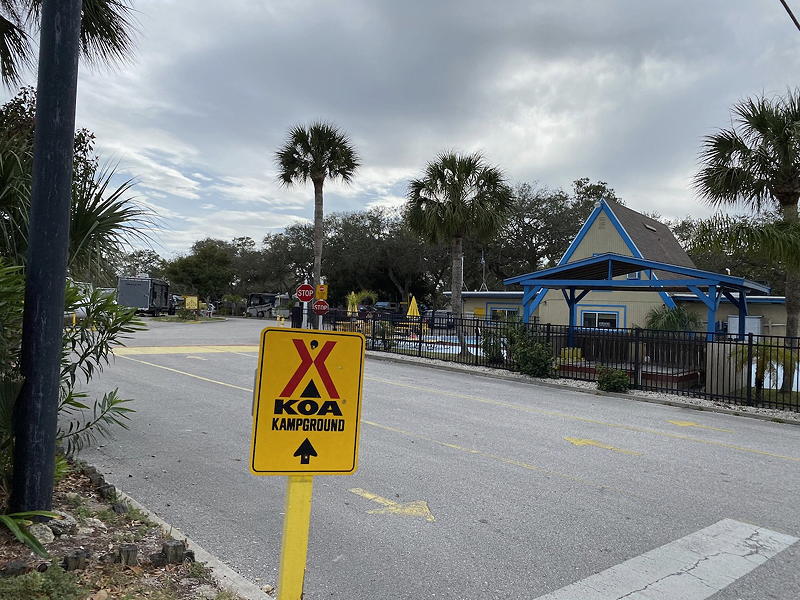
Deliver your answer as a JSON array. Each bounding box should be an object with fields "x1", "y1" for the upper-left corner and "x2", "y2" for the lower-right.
[{"x1": 277, "y1": 475, "x2": 314, "y2": 600}]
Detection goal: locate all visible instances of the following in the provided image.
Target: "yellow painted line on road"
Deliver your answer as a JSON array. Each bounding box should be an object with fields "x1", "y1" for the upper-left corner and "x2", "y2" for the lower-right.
[
  {"x1": 365, "y1": 376, "x2": 800, "y2": 463},
  {"x1": 361, "y1": 420, "x2": 644, "y2": 499},
  {"x1": 348, "y1": 488, "x2": 435, "y2": 522},
  {"x1": 563, "y1": 437, "x2": 642, "y2": 455},
  {"x1": 115, "y1": 345, "x2": 259, "y2": 355},
  {"x1": 667, "y1": 420, "x2": 733, "y2": 433},
  {"x1": 116, "y1": 355, "x2": 252, "y2": 392}
]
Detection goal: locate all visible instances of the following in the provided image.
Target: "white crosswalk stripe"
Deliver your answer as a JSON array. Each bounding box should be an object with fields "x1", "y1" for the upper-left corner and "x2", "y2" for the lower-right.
[{"x1": 534, "y1": 519, "x2": 797, "y2": 599}]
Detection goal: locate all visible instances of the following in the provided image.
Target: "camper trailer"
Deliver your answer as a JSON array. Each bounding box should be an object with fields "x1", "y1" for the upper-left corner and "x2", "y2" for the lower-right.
[
  {"x1": 117, "y1": 277, "x2": 170, "y2": 316},
  {"x1": 246, "y1": 292, "x2": 279, "y2": 318}
]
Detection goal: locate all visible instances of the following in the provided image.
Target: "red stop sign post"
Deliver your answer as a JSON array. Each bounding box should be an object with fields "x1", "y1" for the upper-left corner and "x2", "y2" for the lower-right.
[
  {"x1": 312, "y1": 299, "x2": 329, "y2": 316},
  {"x1": 295, "y1": 283, "x2": 314, "y2": 303}
]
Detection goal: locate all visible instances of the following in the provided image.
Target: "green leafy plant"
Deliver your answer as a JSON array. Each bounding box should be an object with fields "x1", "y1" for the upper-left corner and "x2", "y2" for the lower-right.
[
  {"x1": 480, "y1": 328, "x2": 506, "y2": 366},
  {"x1": 597, "y1": 366, "x2": 630, "y2": 392},
  {"x1": 644, "y1": 305, "x2": 701, "y2": 331},
  {"x1": 0, "y1": 564, "x2": 85, "y2": 600},
  {"x1": 57, "y1": 282, "x2": 142, "y2": 455},
  {"x1": 177, "y1": 307, "x2": 197, "y2": 320},
  {"x1": 508, "y1": 326, "x2": 555, "y2": 377},
  {"x1": 0, "y1": 510, "x2": 61, "y2": 558}
]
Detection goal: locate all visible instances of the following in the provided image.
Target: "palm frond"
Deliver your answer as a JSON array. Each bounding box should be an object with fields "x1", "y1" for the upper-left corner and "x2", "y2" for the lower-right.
[
  {"x1": 405, "y1": 151, "x2": 513, "y2": 244},
  {"x1": 69, "y1": 165, "x2": 154, "y2": 276},
  {"x1": 26, "y1": 0, "x2": 136, "y2": 67},
  {"x1": 0, "y1": 138, "x2": 31, "y2": 263},
  {"x1": 275, "y1": 121, "x2": 359, "y2": 186},
  {"x1": 0, "y1": 11, "x2": 31, "y2": 87},
  {"x1": 689, "y1": 214, "x2": 800, "y2": 269},
  {"x1": 695, "y1": 89, "x2": 800, "y2": 212}
]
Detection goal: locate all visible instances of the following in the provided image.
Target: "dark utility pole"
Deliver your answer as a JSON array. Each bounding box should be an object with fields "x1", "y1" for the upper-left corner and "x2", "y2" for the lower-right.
[{"x1": 10, "y1": 0, "x2": 83, "y2": 512}]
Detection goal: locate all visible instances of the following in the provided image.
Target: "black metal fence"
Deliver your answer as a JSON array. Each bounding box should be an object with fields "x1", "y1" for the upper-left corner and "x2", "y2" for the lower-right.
[{"x1": 321, "y1": 309, "x2": 800, "y2": 412}]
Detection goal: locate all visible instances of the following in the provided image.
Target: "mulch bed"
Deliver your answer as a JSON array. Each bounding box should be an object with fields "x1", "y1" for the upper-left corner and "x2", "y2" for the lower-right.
[{"x1": 0, "y1": 462, "x2": 242, "y2": 600}]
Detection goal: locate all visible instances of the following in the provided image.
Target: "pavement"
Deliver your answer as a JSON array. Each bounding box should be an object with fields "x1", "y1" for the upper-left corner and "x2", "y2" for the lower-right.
[{"x1": 79, "y1": 318, "x2": 800, "y2": 599}]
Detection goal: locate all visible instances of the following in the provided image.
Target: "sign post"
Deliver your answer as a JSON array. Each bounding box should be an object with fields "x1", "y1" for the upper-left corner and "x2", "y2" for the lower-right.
[
  {"x1": 250, "y1": 328, "x2": 365, "y2": 599},
  {"x1": 295, "y1": 283, "x2": 314, "y2": 329}
]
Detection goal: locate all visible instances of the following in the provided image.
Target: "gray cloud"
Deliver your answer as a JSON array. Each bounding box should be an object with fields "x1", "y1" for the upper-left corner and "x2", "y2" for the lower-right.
[{"x1": 8, "y1": 0, "x2": 798, "y2": 253}]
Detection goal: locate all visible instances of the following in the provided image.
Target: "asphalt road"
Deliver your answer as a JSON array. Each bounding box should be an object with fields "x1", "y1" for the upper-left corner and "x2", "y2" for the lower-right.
[{"x1": 80, "y1": 318, "x2": 800, "y2": 599}]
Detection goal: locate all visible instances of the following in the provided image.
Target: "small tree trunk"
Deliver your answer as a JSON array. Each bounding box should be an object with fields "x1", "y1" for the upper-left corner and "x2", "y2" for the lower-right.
[
  {"x1": 451, "y1": 236, "x2": 468, "y2": 356},
  {"x1": 312, "y1": 178, "x2": 324, "y2": 289},
  {"x1": 311, "y1": 177, "x2": 325, "y2": 328},
  {"x1": 780, "y1": 198, "x2": 799, "y2": 392}
]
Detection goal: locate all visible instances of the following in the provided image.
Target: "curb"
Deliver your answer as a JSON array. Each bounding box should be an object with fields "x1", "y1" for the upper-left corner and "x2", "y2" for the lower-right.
[
  {"x1": 364, "y1": 351, "x2": 800, "y2": 427},
  {"x1": 101, "y1": 476, "x2": 271, "y2": 600}
]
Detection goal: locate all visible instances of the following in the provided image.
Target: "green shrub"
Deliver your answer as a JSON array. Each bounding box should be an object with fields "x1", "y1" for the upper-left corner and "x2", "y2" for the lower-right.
[
  {"x1": 508, "y1": 326, "x2": 555, "y2": 377},
  {"x1": 480, "y1": 329, "x2": 505, "y2": 365},
  {"x1": 177, "y1": 307, "x2": 196, "y2": 320},
  {"x1": 596, "y1": 366, "x2": 630, "y2": 392},
  {"x1": 0, "y1": 565, "x2": 85, "y2": 600}
]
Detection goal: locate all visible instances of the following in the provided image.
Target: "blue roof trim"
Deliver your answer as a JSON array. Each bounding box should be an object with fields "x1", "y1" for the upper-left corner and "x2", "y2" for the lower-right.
[
  {"x1": 504, "y1": 252, "x2": 769, "y2": 292},
  {"x1": 556, "y1": 202, "x2": 604, "y2": 266},
  {"x1": 673, "y1": 295, "x2": 784, "y2": 304}
]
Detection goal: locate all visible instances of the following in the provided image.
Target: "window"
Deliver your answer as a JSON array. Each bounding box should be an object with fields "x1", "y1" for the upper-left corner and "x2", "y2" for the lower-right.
[
  {"x1": 490, "y1": 308, "x2": 519, "y2": 321},
  {"x1": 582, "y1": 311, "x2": 618, "y2": 328},
  {"x1": 626, "y1": 271, "x2": 640, "y2": 280}
]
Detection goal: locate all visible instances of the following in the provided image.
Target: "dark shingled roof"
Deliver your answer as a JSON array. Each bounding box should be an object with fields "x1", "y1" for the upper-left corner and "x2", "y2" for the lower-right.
[{"x1": 605, "y1": 199, "x2": 696, "y2": 269}]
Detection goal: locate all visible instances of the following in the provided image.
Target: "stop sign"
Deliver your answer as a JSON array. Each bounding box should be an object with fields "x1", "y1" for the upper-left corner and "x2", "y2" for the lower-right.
[
  {"x1": 295, "y1": 283, "x2": 314, "y2": 303},
  {"x1": 312, "y1": 299, "x2": 329, "y2": 316}
]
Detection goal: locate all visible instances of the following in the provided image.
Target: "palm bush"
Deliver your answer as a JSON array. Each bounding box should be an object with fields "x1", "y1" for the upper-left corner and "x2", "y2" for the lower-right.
[
  {"x1": 695, "y1": 90, "x2": 800, "y2": 391},
  {"x1": 729, "y1": 343, "x2": 799, "y2": 404},
  {"x1": 644, "y1": 305, "x2": 702, "y2": 331},
  {"x1": 406, "y1": 152, "x2": 513, "y2": 355}
]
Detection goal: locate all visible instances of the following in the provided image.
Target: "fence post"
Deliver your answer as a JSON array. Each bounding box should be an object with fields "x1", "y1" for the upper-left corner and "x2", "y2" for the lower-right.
[
  {"x1": 633, "y1": 328, "x2": 641, "y2": 389},
  {"x1": 746, "y1": 332, "x2": 753, "y2": 406},
  {"x1": 370, "y1": 314, "x2": 377, "y2": 350},
  {"x1": 474, "y1": 320, "x2": 480, "y2": 366},
  {"x1": 546, "y1": 323, "x2": 551, "y2": 346},
  {"x1": 417, "y1": 316, "x2": 423, "y2": 358}
]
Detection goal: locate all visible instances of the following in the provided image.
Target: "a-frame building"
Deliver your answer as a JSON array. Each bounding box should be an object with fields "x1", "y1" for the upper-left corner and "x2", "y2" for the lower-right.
[{"x1": 528, "y1": 199, "x2": 692, "y2": 328}]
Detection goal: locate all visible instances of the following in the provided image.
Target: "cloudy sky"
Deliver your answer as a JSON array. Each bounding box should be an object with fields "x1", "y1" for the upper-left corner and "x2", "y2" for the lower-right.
[{"x1": 13, "y1": 1, "x2": 800, "y2": 255}]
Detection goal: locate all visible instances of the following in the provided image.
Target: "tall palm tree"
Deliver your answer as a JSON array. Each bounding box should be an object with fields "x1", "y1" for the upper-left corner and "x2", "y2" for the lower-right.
[
  {"x1": 695, "y1": 89, "x2": 800, "y2": 390},
  {"x1": 0, "y1": 0, "x2": 135, "y2": 86},
  {"x1": 406, "y1": 151, "x2": 513, "y2": 354},
  {"x1": 275, "y1": 122, "x2": 359, "y2": 294}
]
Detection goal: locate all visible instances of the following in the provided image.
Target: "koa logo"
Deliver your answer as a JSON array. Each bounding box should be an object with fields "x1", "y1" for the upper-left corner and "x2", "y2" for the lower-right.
[{"x1": 274, "y1": 398, "x2": 343, "y2": 416}]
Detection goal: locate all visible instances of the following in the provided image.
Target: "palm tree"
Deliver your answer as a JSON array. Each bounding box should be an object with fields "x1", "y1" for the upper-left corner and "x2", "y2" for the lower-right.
[
  {"x1": 0, "y1": 0, "x2": 135, "y2": 86},
  {"x1": 275, "y1": 122, "x2": 359, "y2": 295},
  {"x1": 406, "y1": 151, "x2": 513, "y2": 354},
  {"x1": 695, "y1": 90, "x2": 800, "y2": 390}
]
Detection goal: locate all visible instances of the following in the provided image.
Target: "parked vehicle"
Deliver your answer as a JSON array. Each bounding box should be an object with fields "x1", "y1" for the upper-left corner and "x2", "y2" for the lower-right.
[
  {"x1": 374, "y1": 301, "x2": 400, "y2": 313},
  {"x1": 246, "y1": 292, "x2": 279, "y2": 318},
  {"x1": 117, "y1": 277, "x2": 170, "y2": 316}
]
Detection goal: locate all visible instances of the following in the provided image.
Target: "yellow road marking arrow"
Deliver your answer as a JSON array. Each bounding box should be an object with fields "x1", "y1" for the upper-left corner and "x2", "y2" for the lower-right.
[
  {"x1": 349, "y1": 488, "x2": 435, "y2": 522},
  {"x1": 563, "y1": 437, "x2": 642, "y2": 455},
  {"x1": 667, "y1": 420, "x2": 732, "y2": 432}
]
